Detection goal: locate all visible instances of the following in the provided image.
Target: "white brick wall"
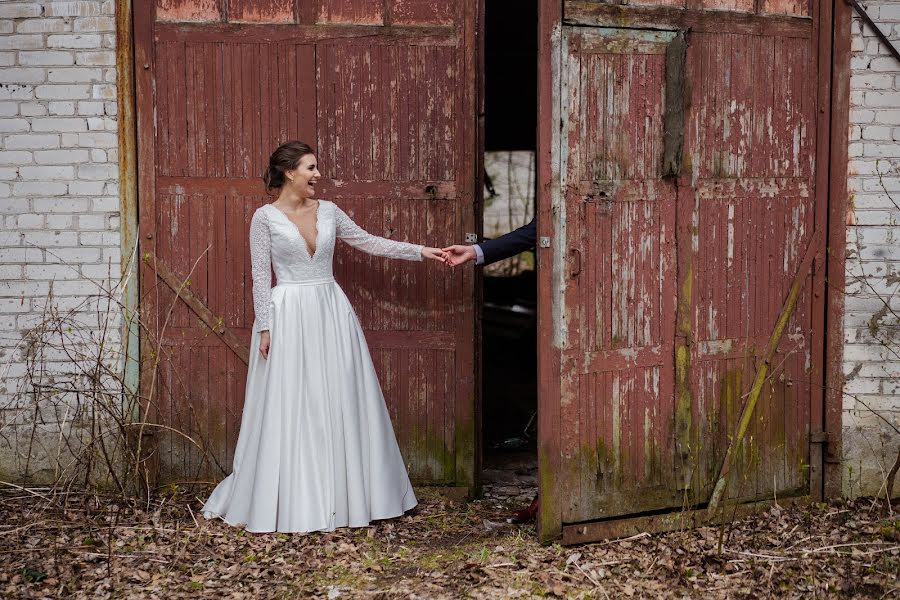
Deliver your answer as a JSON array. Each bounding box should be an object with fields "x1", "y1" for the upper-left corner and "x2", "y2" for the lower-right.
[
  {"x1": 845, "y1": 3, "x2": 900, "y2": 499},
  {"x1": 0, "y1": 1, "x2": 120, "y2": 482}
]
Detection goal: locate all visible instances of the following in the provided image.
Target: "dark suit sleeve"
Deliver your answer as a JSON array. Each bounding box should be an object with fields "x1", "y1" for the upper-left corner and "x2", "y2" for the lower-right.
[{"x1": 478, "y1": 217, "x2": 536, "y2": 266}]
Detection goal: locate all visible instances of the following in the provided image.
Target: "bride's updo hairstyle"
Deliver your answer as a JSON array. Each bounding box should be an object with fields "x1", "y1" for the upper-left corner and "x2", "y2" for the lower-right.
[{"x1": 263, "y1": 141, "x2": 315, "y2": 193}]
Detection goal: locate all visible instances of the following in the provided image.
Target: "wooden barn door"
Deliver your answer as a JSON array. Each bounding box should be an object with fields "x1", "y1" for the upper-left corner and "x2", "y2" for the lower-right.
[
  {"x1": 135, "y1": 1, "x2": 478, "y2": 490},
  {"x1": 538, "y1": 1, "x2": 827, "y2": 542}
]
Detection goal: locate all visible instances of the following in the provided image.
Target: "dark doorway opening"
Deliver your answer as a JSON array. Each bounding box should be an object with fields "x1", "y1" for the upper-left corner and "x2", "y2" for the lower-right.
[{"x1": 481, "y1": 0, "x2": 539, "y2": 508}]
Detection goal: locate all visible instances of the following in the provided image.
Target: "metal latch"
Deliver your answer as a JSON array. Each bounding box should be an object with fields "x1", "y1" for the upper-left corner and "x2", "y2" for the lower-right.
[
  {"x1": 539, "y1": 236, "x2": 551, "y2": 248},
  {"x1": 464, "y1": 233, "x2": 477, "y2": 243}
]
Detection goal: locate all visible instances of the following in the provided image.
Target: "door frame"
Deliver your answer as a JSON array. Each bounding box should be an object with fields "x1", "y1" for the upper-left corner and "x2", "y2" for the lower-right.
[
  {"x1": 115, "y1": 0, "x2": 141, "y2": 433},
  {"x1": 823, "y1": 0, "x2": 853, "y2": 501},
  {"x1": 116, "y1": 0, "x2": 849, "y2": 522},
  {"x1": 535, "y1": 0, "x2": 850, "y2": 544},
  {"x1": 536, "y1": 0, "x2": 564, "y2": 543}
]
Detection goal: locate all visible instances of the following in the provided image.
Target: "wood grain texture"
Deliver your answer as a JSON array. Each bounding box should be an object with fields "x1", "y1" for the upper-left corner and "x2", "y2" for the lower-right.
[
  {"x1": 558, "y1": 28, "x2": 678, "y2": 522},
  {"x1": 156, "y1": 0, "x2": 223, "y2": 22}
]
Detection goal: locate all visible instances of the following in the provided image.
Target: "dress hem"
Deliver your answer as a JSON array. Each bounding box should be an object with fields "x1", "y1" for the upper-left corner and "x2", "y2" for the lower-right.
[{"x1": 200, "y1": 501, "x2": 419, "y2": 534}]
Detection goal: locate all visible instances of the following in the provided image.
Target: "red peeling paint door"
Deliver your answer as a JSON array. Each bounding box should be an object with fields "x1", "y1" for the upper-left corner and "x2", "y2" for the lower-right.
[
  {"x1": 135, "y1": 1, "x2": 479, "y2": 490},
  {"x1": 538, "y1": 1, "x2": 826, "y2": 543},
  {"x1": 551, "y1": 26, "x2": 681, "y2": 526}
]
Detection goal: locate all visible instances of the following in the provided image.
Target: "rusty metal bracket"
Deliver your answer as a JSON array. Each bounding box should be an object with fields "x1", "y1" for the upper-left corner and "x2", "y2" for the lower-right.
[
  {"x1": 809, "y1": 430, "x2": 830, "y2": 444},
  {"x1": 847, "y1": 0, "x2": 900, "y2": 65},
  {"x1": 810, "y1": 430, "x2": 842, "y2": 464}
]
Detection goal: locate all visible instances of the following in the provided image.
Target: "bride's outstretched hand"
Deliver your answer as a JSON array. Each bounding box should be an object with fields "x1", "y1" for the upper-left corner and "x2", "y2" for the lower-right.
[{"x1": 422, "y1": 247, "x2": 450, "y2": 263}]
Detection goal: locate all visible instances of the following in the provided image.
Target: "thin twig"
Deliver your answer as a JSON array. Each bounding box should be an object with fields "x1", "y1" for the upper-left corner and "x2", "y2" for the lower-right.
[
  {"x1": 574, "y1": 560, "x2": 603, "y2": 588},
  {"x1": 0, "y1": 521, "x2": 41, "y2": 536},
  {"x1": 595, "y1": 532, "x2": 651, "y2": 547},
  {"x1": 800, "y1": 541, "x2": 894, "y2": 553},
  {"x1": 186, "y1": 503, "x2": 199, "y2": 529},
  {"x1": 726, "y1": 549, "x2": 795, "y2": 562},
  {"x1": 0, "y1": 481, "x2": 51, "y2": 501}
]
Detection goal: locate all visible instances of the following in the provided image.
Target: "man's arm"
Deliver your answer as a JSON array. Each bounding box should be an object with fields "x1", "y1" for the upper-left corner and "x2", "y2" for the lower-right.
[
  {"x1": 443, "y1": 218, "x2": 537, "y2": 267},
  {"x1": 477, "y1": 217, "x2": 536, "y2": 266}
]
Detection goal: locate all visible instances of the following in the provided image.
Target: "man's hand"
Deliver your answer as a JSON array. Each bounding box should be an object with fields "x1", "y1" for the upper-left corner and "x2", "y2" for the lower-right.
[{"x1": 442, "y1": 245, "x2": 477, "y2": 267}]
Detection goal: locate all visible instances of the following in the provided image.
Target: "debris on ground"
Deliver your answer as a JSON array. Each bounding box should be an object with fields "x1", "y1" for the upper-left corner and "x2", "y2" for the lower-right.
[{"x1": 0, "y1": 485, "x2": 897, "y2": 599}]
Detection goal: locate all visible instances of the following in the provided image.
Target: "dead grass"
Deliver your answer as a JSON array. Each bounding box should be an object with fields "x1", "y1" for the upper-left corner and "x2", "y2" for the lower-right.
[{"x1": 0, "y1": 487, "x2": 897, "y2": 599}]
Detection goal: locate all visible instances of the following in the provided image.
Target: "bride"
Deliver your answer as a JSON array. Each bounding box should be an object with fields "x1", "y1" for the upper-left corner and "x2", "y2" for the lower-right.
[{"x1": 202, "y1": 141, "x2": 448, "y2": 533}]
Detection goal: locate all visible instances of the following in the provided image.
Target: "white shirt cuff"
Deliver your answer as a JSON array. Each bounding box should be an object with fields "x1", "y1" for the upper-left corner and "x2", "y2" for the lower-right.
[{"x1": 473, "y1": 243, "x2": 485, "y2": 265}]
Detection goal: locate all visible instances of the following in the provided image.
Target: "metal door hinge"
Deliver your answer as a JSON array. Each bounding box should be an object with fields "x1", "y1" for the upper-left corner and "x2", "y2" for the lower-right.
[
  {"x1": 810, "y1": 431, "x2": 831, "y2": 444},
  {"x1": 464, "y1": 233, "x2": 477, "y2": 243},
  {"x1": 811, "y1": 430, "x2": 841, "y2": 464},
  {"x1": 539, "y1": 236, "x2": 551, "y2": 248}
]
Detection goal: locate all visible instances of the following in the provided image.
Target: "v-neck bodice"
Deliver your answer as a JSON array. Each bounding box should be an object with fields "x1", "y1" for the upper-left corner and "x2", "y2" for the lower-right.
[
  {"x1": 270, "y1": 202, "x2": 321, "y2": 260},
  {"x1": 247, "y1": 201, "x2": 427, "y2": 330}
]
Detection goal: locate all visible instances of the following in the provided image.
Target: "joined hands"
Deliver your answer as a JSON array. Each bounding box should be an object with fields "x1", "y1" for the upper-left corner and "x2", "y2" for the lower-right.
[
  {"x1": 421, "y1": 246, "x2": 480, "y2": 267},
  {"x1": 441, "y1": 245, "x2": 476, "y2": 267},
  {"x1": 422, "y1": 247, "x2": 450, "y2": 263}
]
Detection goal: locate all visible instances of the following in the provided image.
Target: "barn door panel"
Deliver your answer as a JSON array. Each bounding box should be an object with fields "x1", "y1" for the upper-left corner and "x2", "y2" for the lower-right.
[
  {"x1": 314, "y1": 34, "x2": 471, "y2": 485},
  {"x1": 540, "y1": 4, "x2": 824, "y2": 543},
  {"x1": 681, "y1": 30, "x2": 818, "y2": 505},
  {"x1": 555, "y1": 28, "x2": 680, "y2": 524},
  {"x1": 136, "y1": 1, "x2": 477, "y2": 488},
  {"x1": 145, "y1": 36, "x2": 311, "y2": 483}
]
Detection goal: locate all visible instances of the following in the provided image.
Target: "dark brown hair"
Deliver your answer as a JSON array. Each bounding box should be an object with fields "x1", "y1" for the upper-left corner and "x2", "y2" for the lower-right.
[{"x1": 263, "y1": 141, "x2": 315, "y2": 193}]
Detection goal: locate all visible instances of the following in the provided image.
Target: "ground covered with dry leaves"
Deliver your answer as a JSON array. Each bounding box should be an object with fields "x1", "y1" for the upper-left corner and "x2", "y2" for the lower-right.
[{"x1": 1, "y1": 486, "x2": 898, "y2": 599}]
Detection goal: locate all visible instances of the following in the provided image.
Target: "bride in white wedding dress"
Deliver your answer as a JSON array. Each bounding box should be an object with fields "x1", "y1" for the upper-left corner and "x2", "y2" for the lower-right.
[{"x1": 202, "y1": 141, "x2": 449, "y2": 533}]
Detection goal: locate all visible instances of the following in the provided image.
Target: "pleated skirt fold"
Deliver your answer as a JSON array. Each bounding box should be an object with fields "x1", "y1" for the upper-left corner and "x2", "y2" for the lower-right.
[{"x1": 202, "y1": 280, "x2": 417, "y2": 533}]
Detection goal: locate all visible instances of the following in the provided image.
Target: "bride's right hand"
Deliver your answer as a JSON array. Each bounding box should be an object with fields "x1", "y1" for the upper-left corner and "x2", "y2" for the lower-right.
[
  {"x1": 422, "y1": 247, "x2": 449, "y2": 263},
  {"x1": 259, "y1": 330, "x2": 270, "y2": 360}
]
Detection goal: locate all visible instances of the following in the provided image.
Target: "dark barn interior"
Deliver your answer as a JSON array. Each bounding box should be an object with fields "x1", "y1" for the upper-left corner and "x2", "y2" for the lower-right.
[{"x1": 481, "y1": 0, "x2": 539, "y2": 504}]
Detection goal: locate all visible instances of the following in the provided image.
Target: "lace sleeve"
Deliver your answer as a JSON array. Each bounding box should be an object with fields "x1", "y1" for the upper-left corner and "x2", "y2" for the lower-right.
[
  {"x1": 249, "y1": 207, "x2": 272, "y2": 330},
  {"x1": 334, "y1": 205, "x2": 424, "y2": 261}
]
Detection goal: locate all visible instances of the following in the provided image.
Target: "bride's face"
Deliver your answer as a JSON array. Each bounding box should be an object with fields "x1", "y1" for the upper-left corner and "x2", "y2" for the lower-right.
[{"x1": 286, "y1": 154, "x2": 320, "y2": 198}]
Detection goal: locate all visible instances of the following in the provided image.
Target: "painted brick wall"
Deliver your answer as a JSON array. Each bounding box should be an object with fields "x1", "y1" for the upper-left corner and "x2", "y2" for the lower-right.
[
  {"x1": 0, "y1": 1, "x2": 121, "y2": 482},
  {"x1": 844, "y1": 2, "x2": 900, "y2": 498}
]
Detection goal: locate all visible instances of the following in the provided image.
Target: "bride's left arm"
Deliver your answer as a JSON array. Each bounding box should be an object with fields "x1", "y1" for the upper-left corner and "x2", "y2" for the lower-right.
[{"x1": 334, "y1": 205, "x2": 446, "y2": 262}]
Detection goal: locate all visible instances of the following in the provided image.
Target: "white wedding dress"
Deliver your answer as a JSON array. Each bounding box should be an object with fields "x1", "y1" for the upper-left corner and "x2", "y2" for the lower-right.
[{"x1": 202, "y1": 200, "x2": 420, "y2": 533}]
